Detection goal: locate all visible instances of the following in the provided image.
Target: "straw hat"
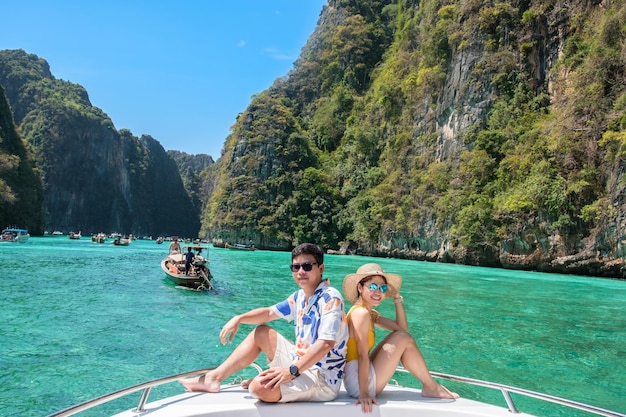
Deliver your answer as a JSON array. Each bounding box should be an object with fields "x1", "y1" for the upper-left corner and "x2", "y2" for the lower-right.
[{"x1": 342, "y1": 263, "x2": 402, "y2": 304}]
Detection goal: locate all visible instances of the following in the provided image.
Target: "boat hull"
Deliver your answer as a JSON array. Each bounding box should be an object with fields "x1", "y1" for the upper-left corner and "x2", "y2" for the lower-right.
[{"x1": 225, "y1": 243, "x2": 256, "y2": 251}]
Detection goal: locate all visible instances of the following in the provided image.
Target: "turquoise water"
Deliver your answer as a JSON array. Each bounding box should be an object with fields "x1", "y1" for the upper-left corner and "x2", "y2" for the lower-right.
[{"x1": 1, "y1": 237, "x2": 624, "y2": 416}]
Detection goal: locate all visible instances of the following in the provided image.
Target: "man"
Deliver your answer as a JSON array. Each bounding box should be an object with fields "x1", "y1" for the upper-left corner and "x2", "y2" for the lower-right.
[
  {"x1": 184, "y1": 246, "x2": 195, "y2": 275},
  {"x1": 169, "y1": 237, "x2": 180, "y2": 255},
  {"x1": 179, "y1": 243, "x2": 348, "y2": 403}
]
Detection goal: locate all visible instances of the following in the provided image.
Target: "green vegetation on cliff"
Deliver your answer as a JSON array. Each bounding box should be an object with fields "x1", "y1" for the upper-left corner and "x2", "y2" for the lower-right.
[
  {"x1": 203, "y1": 0, "x2": 626, "y2": 276},
  {"x1": 0, "y1": 84, "x2": 44, "y2": 232}
]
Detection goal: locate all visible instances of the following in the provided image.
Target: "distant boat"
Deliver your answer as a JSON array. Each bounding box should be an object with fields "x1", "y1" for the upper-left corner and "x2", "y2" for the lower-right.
[
  {"x1": 161, "y1": 245, "x2": 214, "y2": 290},
  {"x1": 91, "y1": 233, "x2": 107, "y2": 243},
  {"x1": 113, "y1": 236, "x2": 132, "y2": 246},
  {"x1": 225, "y1": 243, "x2": 256, "y2": 251},
  {"x1": 52, "y1": 230, "x2": 63, "y2": 236},
  {"x1": 0, "y1": 227, "x2": 30, "y2": 243},
  {"x1": 69, "y1": 231, "x2": 82, "y2": 239}
]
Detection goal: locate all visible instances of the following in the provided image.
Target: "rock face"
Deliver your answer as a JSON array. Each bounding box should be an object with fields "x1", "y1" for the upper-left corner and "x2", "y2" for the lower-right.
[
  {"x1": 0, "y1": 50, "x2": 199, "y2": 237},
  {"x1": 0, "y1": 84, "x2": 44, "y2": 233}
]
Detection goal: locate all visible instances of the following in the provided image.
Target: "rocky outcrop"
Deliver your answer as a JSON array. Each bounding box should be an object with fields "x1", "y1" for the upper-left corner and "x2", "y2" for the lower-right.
[{"x1": 0, "y1": 49, "x2": 200, "y2": 237}]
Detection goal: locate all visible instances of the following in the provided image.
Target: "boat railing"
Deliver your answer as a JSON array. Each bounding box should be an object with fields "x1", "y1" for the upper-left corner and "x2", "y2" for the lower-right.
[
  {"x1": 404, "y1": 368, "x2": 624, "y2": 417},
  {"x1": 45, "y1": 364, "x2": 261, "y2": 417},
  {"x1": 46, "y1": 364, "x2": 625, "y2": 417}
]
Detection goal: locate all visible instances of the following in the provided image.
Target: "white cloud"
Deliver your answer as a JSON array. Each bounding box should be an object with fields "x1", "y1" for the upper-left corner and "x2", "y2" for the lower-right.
[{"x1": 263, "y1": 47, "x2": 292, "y2": 61}]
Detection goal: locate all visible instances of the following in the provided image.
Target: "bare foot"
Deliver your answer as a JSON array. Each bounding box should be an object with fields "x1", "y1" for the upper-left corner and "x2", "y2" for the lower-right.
[
  {"x1": 421, "y1": 383, "x2": 459, "y2": 399},
  {"x1": 240, "y1": 378, "x2": 251, "y2": 389},
  {"x1": 179, "y1": 374, "x2": 221, "y2": 393}
]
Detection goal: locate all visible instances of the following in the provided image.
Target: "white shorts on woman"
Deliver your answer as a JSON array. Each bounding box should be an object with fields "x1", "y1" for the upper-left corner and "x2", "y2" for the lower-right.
[{"x1": 343, "y1": 360, "x2": 377, "y2": 398}]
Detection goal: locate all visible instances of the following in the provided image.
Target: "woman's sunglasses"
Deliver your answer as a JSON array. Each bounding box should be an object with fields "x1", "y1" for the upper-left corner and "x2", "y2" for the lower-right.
[
  {"x1": 366, "y1": 282, "x2": 388, "y2": 293},
  {"x1": 290, "y1": 262, "x2": 318, "y2": 272}
]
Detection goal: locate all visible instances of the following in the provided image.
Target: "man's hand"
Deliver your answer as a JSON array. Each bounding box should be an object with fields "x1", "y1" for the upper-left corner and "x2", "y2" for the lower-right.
[
  {"x1": 219, "y1": 316, "x2": 240, "y2": 344},
  {"x1": 257, "y1": 367, "x2": 293, "y2": 391}
]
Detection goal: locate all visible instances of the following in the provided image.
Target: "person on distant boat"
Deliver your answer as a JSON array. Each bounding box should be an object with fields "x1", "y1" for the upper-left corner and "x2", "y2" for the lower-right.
[
  {"x1": 342, "y1": 263, "x2": 458, "y2": 413},
  {"x1": 168, "y1": 237, "x2": 180, "y2": 255},
  {"x1": 194, "y1": 248, "x2": 205, "y2": 263},
  {"x1": 179, "y1": 242, "x2": 349, "y2": 403},
  {"x1": 184, "y1": 247, "x2": 195, "y2": 275}
]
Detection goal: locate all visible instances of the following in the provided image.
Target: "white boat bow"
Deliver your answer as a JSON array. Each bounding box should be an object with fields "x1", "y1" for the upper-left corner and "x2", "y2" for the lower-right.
[{"x1": 46, "y1": 365, "x2": 625, "y2": 417}]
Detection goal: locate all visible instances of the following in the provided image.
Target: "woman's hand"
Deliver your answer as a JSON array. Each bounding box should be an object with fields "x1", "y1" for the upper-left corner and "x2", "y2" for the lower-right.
[{"x1": 355, "y1": 394, "x2": 379, "y2": 413}]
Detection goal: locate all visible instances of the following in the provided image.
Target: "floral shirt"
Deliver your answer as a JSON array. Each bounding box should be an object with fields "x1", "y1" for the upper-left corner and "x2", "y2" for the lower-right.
[{"x1": 271, "y1": 280, "x2": 348, "y2": 389}]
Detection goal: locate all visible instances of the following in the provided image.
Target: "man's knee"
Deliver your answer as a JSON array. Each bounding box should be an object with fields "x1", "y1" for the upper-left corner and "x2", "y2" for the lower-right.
[
  {"x1": 252, "y1": 325, "x2": 275, "y2": 347},
  {"x1": 253, "y1": 324, "x2": 272, "y2": 335},
  {"x1": 248, "y1": 379, "x2": 280, "y2": 403}
]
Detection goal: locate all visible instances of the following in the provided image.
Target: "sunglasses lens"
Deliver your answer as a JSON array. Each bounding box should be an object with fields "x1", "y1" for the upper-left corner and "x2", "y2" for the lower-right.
[
  {"x1": 290, "y1": 262, "x2": 315, "y2": 272},
  {"x1": 368, "y1": 283, "x2": 388, "y2": 293}
]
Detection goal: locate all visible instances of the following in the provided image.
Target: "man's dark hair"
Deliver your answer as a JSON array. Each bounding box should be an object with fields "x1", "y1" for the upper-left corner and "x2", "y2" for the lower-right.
[{"x1": 291, "y1": 243, "x2": 324, "y2": 265}]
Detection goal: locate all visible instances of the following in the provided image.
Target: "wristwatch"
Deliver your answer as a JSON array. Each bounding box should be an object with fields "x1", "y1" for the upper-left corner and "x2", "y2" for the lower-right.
[{"x1": 289, "y1": 364, "x2": 300, "y2": 378}]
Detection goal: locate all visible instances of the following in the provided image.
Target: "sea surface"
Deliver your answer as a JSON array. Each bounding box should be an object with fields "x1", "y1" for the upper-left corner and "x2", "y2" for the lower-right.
[{"x1": 1, "y1": 237, "x2": 624, "y2": 417}]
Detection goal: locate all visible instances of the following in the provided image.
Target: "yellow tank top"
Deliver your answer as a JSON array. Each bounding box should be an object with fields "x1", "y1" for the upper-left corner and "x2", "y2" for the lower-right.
[{"x1": 346, "y1": 305, "x2": 375, "y2": 362}]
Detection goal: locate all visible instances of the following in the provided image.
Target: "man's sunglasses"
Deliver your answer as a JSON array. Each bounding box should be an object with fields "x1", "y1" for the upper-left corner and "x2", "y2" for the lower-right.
[
  {"x1": 366, "y1": 282, "x2": 388, "y2": 293},
  {"x1": 290, "y1": 262, "x2": 318, "y2": 272}
]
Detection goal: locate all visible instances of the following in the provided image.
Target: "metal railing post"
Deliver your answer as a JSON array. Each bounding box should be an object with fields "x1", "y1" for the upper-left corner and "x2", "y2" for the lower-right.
[{"x1": 132, "y1": 387, "x2": 152, "y2": 413}]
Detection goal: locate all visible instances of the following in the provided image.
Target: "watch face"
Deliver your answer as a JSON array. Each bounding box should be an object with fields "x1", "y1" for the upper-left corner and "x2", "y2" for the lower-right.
[{"x1": 289, "y1": 365, "x2": 299, "y2": 376}]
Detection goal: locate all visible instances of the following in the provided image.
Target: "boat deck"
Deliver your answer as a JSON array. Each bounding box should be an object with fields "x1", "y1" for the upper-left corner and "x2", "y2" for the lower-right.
[
  {"x1": 47, "y1": 367, "x2": 625, "y2": 417},
  {"x1": 110, "y1": 384, "x2": 536, "y2": 417}
]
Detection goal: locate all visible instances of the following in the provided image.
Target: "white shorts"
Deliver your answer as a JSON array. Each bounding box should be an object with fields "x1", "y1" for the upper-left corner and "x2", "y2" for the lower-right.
[
  {"x1": 343, "y1": 360, "x2": 376, "y2": 398},
  {"x1": 262, "y1": 332, "x2": 338, "y2": 402}
]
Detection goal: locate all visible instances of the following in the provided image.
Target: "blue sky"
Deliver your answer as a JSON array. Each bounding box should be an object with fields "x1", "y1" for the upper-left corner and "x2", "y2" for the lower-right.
[{"x1": 0, "y1": 1, "x2": 327, "y2": 159}]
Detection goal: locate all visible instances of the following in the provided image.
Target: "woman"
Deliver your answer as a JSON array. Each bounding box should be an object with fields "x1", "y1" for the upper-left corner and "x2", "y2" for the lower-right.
[{"x1": 342, "y1": 263, "x2": 458, "y2": 413}]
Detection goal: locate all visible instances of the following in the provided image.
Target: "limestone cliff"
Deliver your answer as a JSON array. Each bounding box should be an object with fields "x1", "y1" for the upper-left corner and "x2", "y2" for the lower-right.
[
  {"x1": 203, "y1": 0, "x2": 626, "y2": 278},
  {"x1": 0, "y1": 84, "x2": 44, "y2": 232},
  {"x1": 0, "y1": 49, "x2": 199, "y2": 237}
]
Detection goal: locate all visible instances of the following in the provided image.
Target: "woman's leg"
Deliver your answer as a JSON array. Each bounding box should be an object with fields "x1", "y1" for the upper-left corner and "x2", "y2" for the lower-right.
[{"x1": 371, "y1": 331, "x2": 458, "y2": 398}]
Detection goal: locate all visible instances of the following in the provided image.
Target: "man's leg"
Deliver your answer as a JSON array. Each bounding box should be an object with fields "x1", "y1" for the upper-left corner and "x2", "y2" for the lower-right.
[
  {"x1": 179, "y1": 325, "x2": 277, "y2": 392},
  {"x1": 246, "y1": 331, "x2": 295, "y2": 402}
]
